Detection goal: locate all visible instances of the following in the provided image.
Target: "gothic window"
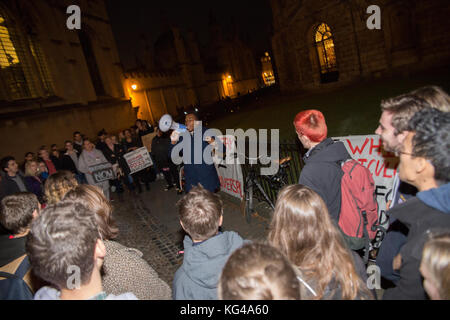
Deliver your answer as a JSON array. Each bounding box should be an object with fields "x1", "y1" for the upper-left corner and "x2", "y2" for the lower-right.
[
  {"x1": 0, "y1": 8, "x2": 54, "y2": 101},
  {"x1": 314, "y1": 23, "x2": 338, "y2": 75},
  {"x1": 78, "y1": 30, "x2": 106, "y2": 96}
]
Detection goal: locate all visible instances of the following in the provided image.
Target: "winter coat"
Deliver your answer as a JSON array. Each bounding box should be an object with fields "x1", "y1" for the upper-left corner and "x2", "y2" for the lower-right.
[
  {"x1": 77, "y1": 148, "x2": 110, "y2": 195},
  {"x1": 170, "y1": 127, "x2": 221, "y2": 193},
  {"x1": 299, "y1": 138, "x2": 351, "y2": 222},
  {"x1": 173, "y1": 231, "x2": 245, "y2": 300},
  {"x1": 383, "y1": 183, "x2": 450, "y2": 300},
  {"x1": 24, "y1": 176, "x2": 44, "y2": 203},
  {"x1": 102, "y1": 240, "x2": 172, "y2": 300}
]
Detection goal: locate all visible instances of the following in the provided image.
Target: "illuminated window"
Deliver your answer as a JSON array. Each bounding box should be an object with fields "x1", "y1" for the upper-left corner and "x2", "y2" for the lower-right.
[
  {"x1": 314, "y1": 23, "x2": 338, "y2": 80},
  {"x1": 0, "y1": 9, "x2": 54, "y2": 100}
]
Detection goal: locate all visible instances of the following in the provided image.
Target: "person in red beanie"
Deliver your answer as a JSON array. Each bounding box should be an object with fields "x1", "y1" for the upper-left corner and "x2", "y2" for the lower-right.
[{"x1": 293, "y1": 109, "x2": 351, "y2": 222}]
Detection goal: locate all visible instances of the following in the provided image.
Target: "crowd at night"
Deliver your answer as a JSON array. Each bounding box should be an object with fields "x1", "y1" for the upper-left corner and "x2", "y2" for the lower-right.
[{"x1": 0, "y1": 0, "x2": 449, "y2": 308}]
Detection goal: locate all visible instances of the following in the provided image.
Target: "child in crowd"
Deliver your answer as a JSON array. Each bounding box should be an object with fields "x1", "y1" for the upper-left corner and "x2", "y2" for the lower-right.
[{"x1": 172, "y1": 185, "x2": 245, "y2": 300}]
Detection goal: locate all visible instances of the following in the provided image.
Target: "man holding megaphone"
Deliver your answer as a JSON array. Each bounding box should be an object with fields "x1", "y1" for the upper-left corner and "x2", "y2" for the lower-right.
[{"x1": 162, "y1": 112, "x2": 222, "y2": 194}]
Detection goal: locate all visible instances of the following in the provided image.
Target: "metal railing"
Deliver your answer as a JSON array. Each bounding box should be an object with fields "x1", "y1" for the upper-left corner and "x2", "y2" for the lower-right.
[{"x1": 240, "y1": 139, "x2": 305, "y2": 204}]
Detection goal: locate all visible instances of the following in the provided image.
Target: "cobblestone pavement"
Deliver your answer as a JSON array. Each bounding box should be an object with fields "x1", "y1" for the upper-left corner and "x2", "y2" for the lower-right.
[{"x1": 111, "y1": 179, "x2": 270, "y2": 287}]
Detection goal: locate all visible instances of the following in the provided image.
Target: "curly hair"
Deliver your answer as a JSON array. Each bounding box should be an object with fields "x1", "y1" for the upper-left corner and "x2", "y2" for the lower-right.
[
  {"x1": 407, "y1": 108, "x2": 450, "y2": 184},
  {"x1": 0, "y1": 193, "x2": 39, "y2": 235},
  {"x1": 44, "y1": 170, "x2": 78, "y2": 204}
]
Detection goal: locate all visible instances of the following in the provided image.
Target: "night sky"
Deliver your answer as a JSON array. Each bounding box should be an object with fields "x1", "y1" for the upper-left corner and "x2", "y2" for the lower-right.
[{"x1": 105, "y1": 0, "x2": 273, "y2": 70}]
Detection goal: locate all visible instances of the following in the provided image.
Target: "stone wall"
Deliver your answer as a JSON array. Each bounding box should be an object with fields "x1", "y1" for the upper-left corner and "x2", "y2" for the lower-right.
[{"x1": 271, "y1": 0, "x2": 450, "y2": 93}]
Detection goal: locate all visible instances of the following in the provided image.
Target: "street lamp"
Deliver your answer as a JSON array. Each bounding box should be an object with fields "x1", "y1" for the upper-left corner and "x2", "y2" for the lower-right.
[{"x1": 131, "y1": 84, "x2": 138, "y2": 91}]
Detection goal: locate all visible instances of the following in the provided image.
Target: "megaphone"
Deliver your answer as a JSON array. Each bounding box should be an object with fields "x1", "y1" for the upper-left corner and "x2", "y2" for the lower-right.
[{"x1": 159, "y1": 114, "x2": 187, "y2": 133}]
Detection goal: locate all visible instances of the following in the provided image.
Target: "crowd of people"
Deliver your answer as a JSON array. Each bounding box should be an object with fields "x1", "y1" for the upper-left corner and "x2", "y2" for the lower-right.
[{"x1": 0, "y1": 85, "x2": 449, "y2": 300}]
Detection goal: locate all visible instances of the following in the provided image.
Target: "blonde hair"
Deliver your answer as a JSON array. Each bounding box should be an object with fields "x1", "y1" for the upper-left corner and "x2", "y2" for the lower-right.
[
  {"x1": 24, "y1": 160, "x2": 38, "y2": 177},
  {"x1": 63, "y1": 184, "x2": 119, "y2": 240},
  {"x1": 421, "y1": 232, "x2": 450, "y2": 300},
  {"x1": 268, "y1": 185, "x2": 372, "y2": 300},
  {"x1": 44, "y1": 171, "x2": 78, "y2": 204}
]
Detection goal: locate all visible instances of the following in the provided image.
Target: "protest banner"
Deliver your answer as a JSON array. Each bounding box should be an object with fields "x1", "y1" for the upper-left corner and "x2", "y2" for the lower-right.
[
  {"x1": 333, "y1": 134, "x2": 398, "y2": 218},
  {"x1": 141, "y1": 132, "x2": 158, "y2": 153},
  {"x1": 123, "y1": 147, "x2": 153, "y2": 174},
  {"x1": 89, "y1": 162, "x2": 115, "y2": 183},
  {"x1": 214, "y1": 135, "x2": 244, "y2": 200}
]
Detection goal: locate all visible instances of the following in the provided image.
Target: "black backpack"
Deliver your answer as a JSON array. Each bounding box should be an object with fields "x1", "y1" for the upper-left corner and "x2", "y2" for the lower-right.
[{"x1": 0, "y1": 256, "x2": 34, "y2": 300}]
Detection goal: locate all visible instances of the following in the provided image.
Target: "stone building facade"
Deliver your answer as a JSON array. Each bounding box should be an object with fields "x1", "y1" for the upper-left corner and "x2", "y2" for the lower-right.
[
  {"x1": 0, "y1": 0, "x2": 135, "y2": 160},
  {"x1": 124, "y1": 22, "x2": 260, "y2": 124},
  {"x1": 270, "y1": 0, "x2": 450, "y2": 92}
]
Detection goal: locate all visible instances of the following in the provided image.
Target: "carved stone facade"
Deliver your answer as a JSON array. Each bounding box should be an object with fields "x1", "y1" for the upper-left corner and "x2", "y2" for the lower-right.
[
  {"x1": 0, "y1": 0, "x2": 135, "y2": 159},
  {"x1": 270, "y1": 0, "x2": 450, "y2": 92}
]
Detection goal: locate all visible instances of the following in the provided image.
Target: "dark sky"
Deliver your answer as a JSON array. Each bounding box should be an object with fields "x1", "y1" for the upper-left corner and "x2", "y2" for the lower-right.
[{"x1": 105, "y1": 0, "x2": 273, "y2": 70}]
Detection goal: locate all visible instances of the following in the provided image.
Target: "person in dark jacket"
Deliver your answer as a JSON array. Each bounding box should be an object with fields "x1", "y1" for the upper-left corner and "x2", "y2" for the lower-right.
[
  {"x1": 152, "y1": 128, "x2": 180, "y2": 192},
  {"x1": 383, "y1": 108, "x2": 450, "y2": 300},
  {"x1": 0, "y1": 192, "x2": 41, "y2": 298},
  {"x1": 0, "y1": 156, "x2": 29, "y2": 202},
  {"x1": 23, "y1": 160, "x2": 44, "y2": 203},
  {"x1": 170, "y1": 113, "x2": 222, "y2": 194},
  {"x1": 122, "y1": 129, "x2": 150, "y2": 193},
  {"x1": 293, "y1": 109, "x2": 351, "y2": 222}
]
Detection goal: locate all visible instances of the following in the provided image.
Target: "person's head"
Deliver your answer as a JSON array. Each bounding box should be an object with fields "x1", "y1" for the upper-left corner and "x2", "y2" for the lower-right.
[
  {"x1": 268, "y1": 184, "x2": 371, "y2": 300},
  {"x1": 64, "y1": 185, "x2": 118, "y2": 240},
  {"x1": 44, "y1": 170, "x2": 78, "y2": 205},
  {"x1": 97, "y1": 129, "x2": 107, "y2": 141},
  {"x1": 65, "y1": 140, "x2": 74, "y2": 152},
  {"x1": 185, "y1": 113, "x2": 198, "y2": 132},
  {"x1": 135, "y1": 119, "x2": 143, "y2": 130},
  {"x1": 219, "y1": 242, "x2": 301, "y2": 300},
  {"x1": 38, "y1": 146, "x2": 49, "y2": 160},
  {"x1": 24, "y1": 160, "x2": 39, "y2": 177},
  {"x1": 376, "y1": 94, "x2": 432, "y2": 153},
  {"x1": 25, "y1": 152, "x2": 34, "y2": 162},
  {"x1": 399, "y1": 108, "x2": 450, "y2": 189},
  {"x1": 26, "y1": 201, "x2": 105, "y2": 291},
  {"x1": 177, "y1": 185, "x2": 223, "y2": 242},
  {"x1": 293, "y1": 109, "x2": 327, "y2": 149},
  {"x1": 73, "y1": 131, "x2": 83, "y2": 143},
  {"x1": 1, "y1": 156, "x2": 18, "y2": 176},
  {"x1": 124, "y1": 129, "x2": 132, "y2": 139},
  {"x1": 0, "y1": 193, "x2": 40, "y2": 236},
  {"x1": 38, "y1": 161, "x2": 48, "y2": 174},
  {"x1": 111, "y1": 135, "x2": 118, "y2": 144},
  {"x1": 410, "y1": 86, "x2": 450, "y2": 112},
  {"x1": 420, "y1": 232, "x2": 450, "y2": 300},
  {"x1": 104, "y1": 135, "x2": 113, "y2": 147},
  {"x1": 51, "y1": 144, "x2": 59, "y2": 157},
  {"x1": 83, "y1": 138, "x2": 94, "y2": 152}
]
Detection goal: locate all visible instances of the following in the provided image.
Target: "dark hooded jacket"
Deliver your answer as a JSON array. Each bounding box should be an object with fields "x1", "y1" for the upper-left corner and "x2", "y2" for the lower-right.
[
  {"x1": 299, "y1": 138, "x2": 351, "y2": 222},
  {"x1": 383, "y1": 183, "x2": 450, "y2": 300}
]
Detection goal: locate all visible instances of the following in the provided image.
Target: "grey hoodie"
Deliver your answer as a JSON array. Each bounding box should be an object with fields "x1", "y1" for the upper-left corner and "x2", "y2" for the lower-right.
[
  {"x1": 172, "y1": 231, "x2": 245, "y2": 300},
  {"x1": 34, "y1": 286, "x2": 138, "y2": 300}
]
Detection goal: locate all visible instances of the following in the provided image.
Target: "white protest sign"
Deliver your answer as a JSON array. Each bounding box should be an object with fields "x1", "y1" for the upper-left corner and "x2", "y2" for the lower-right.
[{"x1": 123, "y1": 147, "x2": 153, "y2": 174}]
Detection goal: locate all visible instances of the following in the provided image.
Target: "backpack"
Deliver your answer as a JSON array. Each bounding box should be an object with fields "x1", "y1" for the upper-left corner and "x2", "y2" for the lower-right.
[
  {"x1": 337, "y1": 159, "x2": 379, "y2": 261},
  {"x1": 0, "y1": 255, "x2": 34, "y2": 300}
]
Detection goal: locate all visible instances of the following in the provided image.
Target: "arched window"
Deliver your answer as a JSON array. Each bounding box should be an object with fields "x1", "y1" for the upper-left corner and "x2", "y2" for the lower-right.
[
  {"x1": 314, "y1": 23, "x2": 339, "y2": 83},
  {"x1": 0, "y1": 8, "x2": 54, "y2": 101}
]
